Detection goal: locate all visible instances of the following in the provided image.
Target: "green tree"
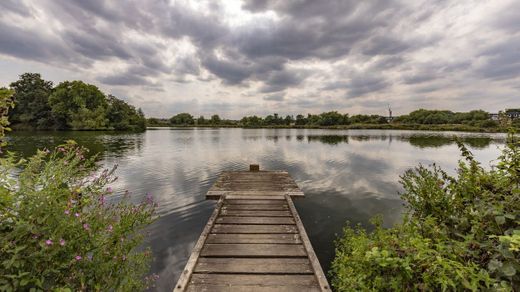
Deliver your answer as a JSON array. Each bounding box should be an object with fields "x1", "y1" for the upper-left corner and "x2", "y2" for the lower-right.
[
  {"x1": 106, "y1": 95, "x2": 146, "y2": 131},
  {"x1": 210, "y1": 114, "x2": 221, "y2": 125},
  {"x1": 9, "y1": 73, "x2": 54, "y2": 129},
  {"x1": 170, "y1": 113, "x2": 194, "y2": 125},
  {"x1": 49, "y1": 81, "x2": 108, "y2": 130}
]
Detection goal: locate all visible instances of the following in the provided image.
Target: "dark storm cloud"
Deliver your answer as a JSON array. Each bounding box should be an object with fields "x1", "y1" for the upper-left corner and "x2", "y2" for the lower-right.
[
  {"x1": 347, "y1": 75, "x2": 390, "y2": 98},
  {"x1": 0, "y1": 21, "x2": 73, "y2": 63},
  {"x1": 259, "y1": 69, "x2": 309, "y2": 93}
]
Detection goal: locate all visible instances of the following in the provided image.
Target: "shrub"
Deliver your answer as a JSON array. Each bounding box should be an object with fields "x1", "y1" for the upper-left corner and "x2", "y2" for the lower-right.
[
  {"x1": 0, "y1": 142, "x2": 156, "y2": 291},
  {"x1": 332, "y1": 133, "x2": 520, "y2": 291}
]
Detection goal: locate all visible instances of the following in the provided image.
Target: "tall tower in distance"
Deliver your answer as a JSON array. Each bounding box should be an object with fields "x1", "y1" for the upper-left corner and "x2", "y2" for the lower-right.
[{"x1": 387, "y1": 104, "x2": 393, "y2": 122}]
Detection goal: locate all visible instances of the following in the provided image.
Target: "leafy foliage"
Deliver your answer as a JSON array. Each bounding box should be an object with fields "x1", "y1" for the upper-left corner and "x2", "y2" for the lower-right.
[
  {"x1": 332, "y1": 133, "x2": 520, "y2": 291},
  {"x1": 7, "y1": 73, "x2": 146, "y2": 131},
  {"x1": 0, "y1": 142, "x2": 156, "y2": 291}
]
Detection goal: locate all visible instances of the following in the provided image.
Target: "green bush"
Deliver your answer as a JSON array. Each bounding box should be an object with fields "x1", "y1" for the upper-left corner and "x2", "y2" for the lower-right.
[
  {"x1": 332, "y1": 134, "x2": 520, "y2": 291},
  {"x1": 0, "y1": 141, "x2": 156, "y2": 291}
]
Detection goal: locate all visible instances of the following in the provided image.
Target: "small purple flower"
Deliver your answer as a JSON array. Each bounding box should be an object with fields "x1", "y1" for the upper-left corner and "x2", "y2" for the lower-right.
[
  {"x1": 74, "y1": 213, "x2": 80, "y2": 217},
  {"x1": 45, "y1": 239, "x2": 53, "y2": 246},
  {"x1": 107, "y1": 225, "x2": 113, "y2": 232},
  {"x1": 59, "y1": 239, "x2": 66, "y2": 246},
  {"x1": 106, "y1": 187, "x2": 113, "y2": 193},
  {"x1": 75, "y1": 255, "x2": 82, "y2": 261},
  {"x1": 83, "y1": 223, "x2": 90, "y2": 231},
  {"x1": 146, "y1": 193, "x2": 154, "y2": 204},
  {"x1": 64, "y1": 210, "x2": 70, "y2": 215},
  {"x1": 99, "y1": 195, "x2": 106, "y2": 205}
]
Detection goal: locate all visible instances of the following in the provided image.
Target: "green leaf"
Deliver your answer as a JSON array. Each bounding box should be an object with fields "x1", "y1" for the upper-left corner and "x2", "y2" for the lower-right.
[
  {"x1": 487, "y1": 259, "x2": 502, "y2": 271},
  {"x1": 501, "y1": 263, "x2": 516, "y2": 277},
  {"x1": 495, "y1": 215, "x2": 506, "y2": 225}
]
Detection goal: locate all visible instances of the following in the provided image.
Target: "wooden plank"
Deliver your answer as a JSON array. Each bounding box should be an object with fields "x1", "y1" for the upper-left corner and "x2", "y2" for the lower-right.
[
  {"x1": 207, "y1": 191, "x2": 304, "y2": 199},
  {"x1": 225, "y1": 199, "x2": 288, "y2": 205},
  {"x1": 194, "y1": 258, "x2": 313, "y2": 274},
  {"x1": 286, "y1": 195, "x2": 331, "y2": 291},
  {"x1": 173, "y1": 197, "x2": 225, "y2": 292},
  {"x1": 220, "y1": 210, "x2": 292, "y2": 217},
  {"x1": 211, "y1": 224, "x2": 298, "y2": 234},
  {"x1": 187, "y1": 284, "x2": 321, "y2": 292},
  {"x1": 224, "y1": 195, "x2": 285, "y2": 200},
  {"x1": 206, "y1": 233, "x2": 302, "y2": 244},
  {"x1": 222, "y1": 204, "x2": 288, "y2": 210},
  {"x1": 216, "y1": 216, "x2": 295, "y2": 225},
  {"x1": 189, "y1": 274, "x2": 317, "y2": 286},
  {"x1": 201, "y1": 244, "x2": 307, "y2": 257}
]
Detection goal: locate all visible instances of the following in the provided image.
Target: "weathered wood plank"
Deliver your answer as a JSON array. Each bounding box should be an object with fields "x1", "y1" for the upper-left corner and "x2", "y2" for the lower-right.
[
  {"x1": 207, "y1": 191, "x2": 304, "y2": 199},
  {"x1": 173, "y1": 197, "x2": 224, "y2": 292},
  {"x1": 189, "y1": 274, "x2": 317, "y2": 286},
  {"x1": 286, "y1": 195, "x2": 331, "y2": 291},
  {"x1": 187, "y1": 284, "x2": 321, "y2": 292},
  {"x1": 211, "y1": 224, "x2": 297, "y2": 234},
  {"x1": 194, "y1": 258, "x2": 313, "y2": 274},
  {"x1": 216, "y1": 216, "x2": 295, "y2": 225},
  {"x1": 201, "y1": 244, "x2": 307, "y2": 257},
  {"x1": 222, "y1": 204, "x2": 288, "y2": 211},
  {"x1": 220, "y1": 210, "x2": 292, "y2": 217},
  {"x1": 206, "y1": 233, "x2": 302, "y2": 244},
  {"x1": 225, "y1": 199, "x2": 288, "y2": 205},
  {"x1": 224, "y1": 195, "x2": 285, "y2": 200}
]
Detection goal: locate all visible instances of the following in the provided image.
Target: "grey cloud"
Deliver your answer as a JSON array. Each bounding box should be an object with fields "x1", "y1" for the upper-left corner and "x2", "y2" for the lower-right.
[
  {"x1": 347, "y1": 75, "x2": 390, "y2": 98},
  {"x1": 477, "y1": 37, "x2": 520, "y2": 80},
  {"x1": 259, "y1": 69, "x2": 309, "y2": 93},
  {"x1": 263, "y1": 93, "x2": 285, "y2": 101},
  {"x1": 1, "y1": 0, "x2": 31, "y2": 16},
  {"x1": 362, "y1": 36, "x2": 410, "y2": 56},
  {"x1": 403, "y1": 72, "x2": 436, "y2": 84}
]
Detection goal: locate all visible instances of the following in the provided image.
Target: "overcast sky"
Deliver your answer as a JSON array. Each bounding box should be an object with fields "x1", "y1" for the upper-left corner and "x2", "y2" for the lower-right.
[{"x1": 0, "y1": 0, "x2": 518, "y2": 118}]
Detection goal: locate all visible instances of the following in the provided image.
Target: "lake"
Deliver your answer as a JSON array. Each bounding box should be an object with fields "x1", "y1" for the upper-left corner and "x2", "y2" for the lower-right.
[{"x1": 6, "y1": 128, "x2": 506, "y2": 291}]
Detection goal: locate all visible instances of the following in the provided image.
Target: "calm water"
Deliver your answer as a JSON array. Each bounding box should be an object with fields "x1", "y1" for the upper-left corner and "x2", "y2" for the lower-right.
[{"x1": 6, "y1": 128, "x2": 506, "y2": 291}]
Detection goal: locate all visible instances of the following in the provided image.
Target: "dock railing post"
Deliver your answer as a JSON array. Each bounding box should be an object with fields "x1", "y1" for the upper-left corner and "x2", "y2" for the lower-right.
[{"x1": 249, "y1": 164, "x2": 260, "y2": 171}]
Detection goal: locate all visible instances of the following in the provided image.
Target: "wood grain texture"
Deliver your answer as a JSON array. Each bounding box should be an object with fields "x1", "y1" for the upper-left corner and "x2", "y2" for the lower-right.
[
  {"x1": 206, "y1": 233, "x2": 302, "y2": 244},
  {"x1": 194, "y1": 258, "x2": 313, "y2": 274},
  {"x1": 216, "y1": 216, "x2": 295, "y2": 225},
  {"x1": 211, "y1": 224, "x2": 298, "y2": 234},
  {"x1": 201, "y1": 244, "x2": 307, "y2": 257}
]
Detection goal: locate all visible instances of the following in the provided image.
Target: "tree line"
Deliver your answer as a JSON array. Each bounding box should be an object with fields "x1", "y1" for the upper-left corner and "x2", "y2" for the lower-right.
[
  {"x1": 149, "y1": 109, "x2": 520, "y2": 128},
  {"x1": 5, "y1": 73, "x2": 146, "y2": 131}
]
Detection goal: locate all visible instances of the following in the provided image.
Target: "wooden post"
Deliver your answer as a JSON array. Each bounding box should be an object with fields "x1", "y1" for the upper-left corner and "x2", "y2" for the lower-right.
[{"x1": 249, "y1": 164, "x2": 260, "y2": 172}]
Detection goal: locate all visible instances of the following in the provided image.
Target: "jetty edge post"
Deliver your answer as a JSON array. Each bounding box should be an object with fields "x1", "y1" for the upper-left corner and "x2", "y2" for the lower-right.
[{"x1": 249, "y1": 164, "x2": 260, "y2": 171}]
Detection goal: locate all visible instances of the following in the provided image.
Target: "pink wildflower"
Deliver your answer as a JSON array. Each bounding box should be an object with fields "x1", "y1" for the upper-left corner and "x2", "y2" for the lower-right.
[
  {"x1": 75, "y1": 255, "x2": 82, "y2": 261},
  {"x1": 106, "y1": 187, "x2": 113, "y2": 193},
  {"x1": 107, "y1": 225, "x2": 113, "y2": 232},
  {"x1": 83, "y1": 223, "x2": 90, "y2": 231},
  {"x1": 45, "y1": 239, "x2": 53, "y2": 246},
  {"x1": 64, "y1": 210, "x2": 70, "y2": 215},
  {"x1": 59, "y1": 239, "x2": 66, "y2": 246},
  {"x1": 74, "y1": 213, "x2": 80, "y2": 217}
]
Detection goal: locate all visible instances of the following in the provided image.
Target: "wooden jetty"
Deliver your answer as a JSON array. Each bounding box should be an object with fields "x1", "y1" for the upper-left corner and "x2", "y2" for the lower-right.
[{"x1": 174, "y1": 165, "x2": 330, "y2": 292}]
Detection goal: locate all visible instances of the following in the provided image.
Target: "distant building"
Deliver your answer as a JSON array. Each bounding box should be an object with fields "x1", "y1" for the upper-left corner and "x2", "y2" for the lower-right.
[
  {"x1": 489, "y1": 113, "x2": 499, "y2": 121},
  {"x1": 506, "y1": 110, "x2": 520, "y2": 119}
]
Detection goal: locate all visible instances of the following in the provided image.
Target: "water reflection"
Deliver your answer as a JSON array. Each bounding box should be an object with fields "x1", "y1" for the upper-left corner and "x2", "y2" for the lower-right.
[{"x1": 6, "y1": 128, "x2": 505, "y2": 290}]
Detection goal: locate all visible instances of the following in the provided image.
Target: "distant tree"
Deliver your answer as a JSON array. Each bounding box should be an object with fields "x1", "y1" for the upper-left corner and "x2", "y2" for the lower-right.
[
  {"x1": 210, "y1": 114, "x2": 221, "y2": 125},
  {"x1": 284, "y1": 115, "x2": 294, "y2": 125},
  {"x1": 48, "y1": 81, "x2": 108, "y2": 130},
  {"x1": 295, "y1": 114, "x2": 307, "y2": 125},
  {"x1": 197, "y1": 115, "x2": 206, "y2": 125},
  {"x1": 170, "y1": 113, "x2": 194, "y2": 125},
  {"x1": 106, "y1": 95, "x2": 146, "y2": 131},
  {"x1": 9, "y1": 73, "x2": 54, "y2": 129}
]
